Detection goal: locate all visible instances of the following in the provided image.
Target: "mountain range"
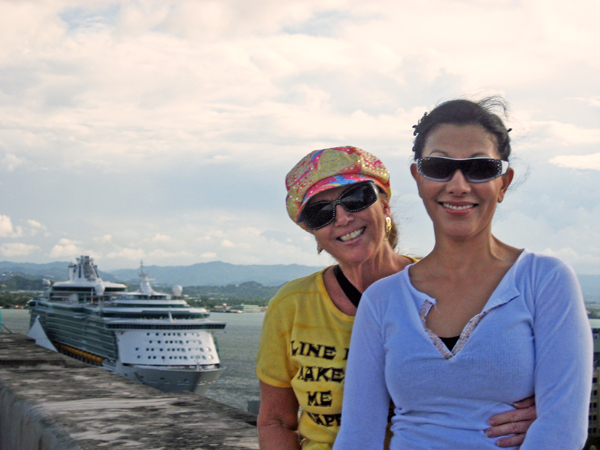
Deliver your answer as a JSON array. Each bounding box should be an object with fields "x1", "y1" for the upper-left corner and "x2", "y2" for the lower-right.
[
  {"x1": 1, "y1": 260, "x2": 599, "y2": 297},
  {"x1": 0, "y1": 260, "x2": 324, "y2": 287}
]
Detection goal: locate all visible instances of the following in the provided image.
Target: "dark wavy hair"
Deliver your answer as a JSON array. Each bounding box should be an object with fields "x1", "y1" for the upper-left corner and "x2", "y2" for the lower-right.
[{"x1": 412, "y1": 97, "x2": 512, "y2": 161}]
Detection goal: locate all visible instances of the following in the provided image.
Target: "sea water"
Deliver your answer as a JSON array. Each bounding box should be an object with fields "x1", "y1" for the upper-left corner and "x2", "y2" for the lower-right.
[{"x1": 0, "y1": 309, "x2": 264, "y2": 412}]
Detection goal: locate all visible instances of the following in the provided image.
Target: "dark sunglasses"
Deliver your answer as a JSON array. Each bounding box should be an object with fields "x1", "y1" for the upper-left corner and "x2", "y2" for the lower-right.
[
  {"x1": 299, "y1": 181, "x2": 379, "y2": 230},
  {"x1": 416, "y1": 156, "x2": 509, "y2": 183}
]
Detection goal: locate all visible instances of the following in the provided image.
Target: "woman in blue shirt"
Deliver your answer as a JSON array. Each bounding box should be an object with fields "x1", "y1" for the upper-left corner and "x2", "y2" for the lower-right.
[{"x1": 334, "y1": 98, "x2": 593, "y2": 450}]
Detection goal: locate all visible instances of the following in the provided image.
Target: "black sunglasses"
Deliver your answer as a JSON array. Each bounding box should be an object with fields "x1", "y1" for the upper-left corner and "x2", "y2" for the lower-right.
[
  {"x1": 299, "y1": 181, "x2": 379, "y2": 230},
  {"x1": 416, "y1": 156, "x2": 509, "y2": 183}
]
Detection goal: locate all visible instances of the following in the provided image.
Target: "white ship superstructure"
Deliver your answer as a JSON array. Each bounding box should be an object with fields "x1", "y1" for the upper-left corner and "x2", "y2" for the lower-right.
[{"x1": 28, "y1": 256, "x2": 226, "y2": 394}]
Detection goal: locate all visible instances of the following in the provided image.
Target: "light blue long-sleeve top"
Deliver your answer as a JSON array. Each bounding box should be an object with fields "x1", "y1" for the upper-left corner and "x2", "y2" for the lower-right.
[{"x1": 333, "y1": 250, "x2": 592, "y2": 450}]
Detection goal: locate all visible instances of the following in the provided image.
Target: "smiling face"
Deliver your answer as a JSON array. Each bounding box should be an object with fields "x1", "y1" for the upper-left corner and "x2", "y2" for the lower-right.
[
  {"x1": 411, "y1": 124, "x2": 514, "y2": 242},
  {"x1": 308, "y1": 184, "x2": 391, "y2": 266}
]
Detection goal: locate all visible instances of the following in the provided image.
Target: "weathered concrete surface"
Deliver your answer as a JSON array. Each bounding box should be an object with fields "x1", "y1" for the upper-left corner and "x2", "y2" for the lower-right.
[{"x1": 0, "y1": 333, "x2": 259, "y2": 450}]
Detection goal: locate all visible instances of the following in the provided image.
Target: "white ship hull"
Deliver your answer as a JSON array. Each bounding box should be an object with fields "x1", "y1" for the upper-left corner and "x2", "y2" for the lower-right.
[
  {"x1": 115, "y1": 362, "x2": 223, "y2": 394},
  {"x1": 28, "y1": 310, "x2": 227, "y2": 394}
]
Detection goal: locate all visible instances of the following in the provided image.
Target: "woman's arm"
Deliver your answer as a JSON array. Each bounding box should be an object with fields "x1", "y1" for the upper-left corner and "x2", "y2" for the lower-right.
[
  {"x1": 517, "y1": 259, "x2": 593, "y2": 449},
  {"x1": 333, "y1": 294, "x2": 390, "y2": 450},
  {"x1": 257, "y1": 382, "x2": 301, "y2": 450},
  {"x1": 486, "y1": 397, "x2": 537, "y2": 447}
]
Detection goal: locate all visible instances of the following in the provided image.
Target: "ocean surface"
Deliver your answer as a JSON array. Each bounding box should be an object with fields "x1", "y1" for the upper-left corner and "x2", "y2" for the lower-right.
[{"x1": 0, "y1": 309, "x2": 264, "y2": 412}]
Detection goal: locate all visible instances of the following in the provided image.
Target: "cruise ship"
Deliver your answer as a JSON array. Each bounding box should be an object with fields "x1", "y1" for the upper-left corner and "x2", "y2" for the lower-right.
[{"x1": 27, "y1": 255, "x2": 226, "y2": 394}]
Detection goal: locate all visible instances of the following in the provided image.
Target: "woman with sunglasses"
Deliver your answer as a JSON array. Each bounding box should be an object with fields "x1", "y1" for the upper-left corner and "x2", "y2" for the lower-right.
[
  {"x1": 256, "y1": 145, "x2": 537, "y2": 450},
  {"x1": 333, "y1": 99, "x2": 592, "y2": 450}
]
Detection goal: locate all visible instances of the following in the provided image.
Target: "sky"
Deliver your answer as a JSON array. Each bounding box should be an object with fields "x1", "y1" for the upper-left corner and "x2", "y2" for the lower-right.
[{"x1": 0, "y1": 0, "x2": 599, "y2": 274}]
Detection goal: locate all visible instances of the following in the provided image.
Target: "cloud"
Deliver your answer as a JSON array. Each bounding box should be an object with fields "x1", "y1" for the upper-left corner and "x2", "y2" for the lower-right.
[
  {"x1": 27, "y1": 219, "x2": 44, "y2": 229},
  {"x1": 0, "y1": 215, "x2": 24, "y2": 238},
  {"x1": 150, "y1": 233, "x2": 172, "y2": 243},
  {"x1": 540, "y1": 122, "x2": 600, "y2": 146},
  {"x1": 0, "y1": 0, "x2": 598, "y2": 274},
  {"x1": 26, "y1": 219, "x2": 45, "y2": 236},
  {"x1": 49, "y1": 238, "x2": 82, "y2": 258},
  {"x1": 550, "y1": 153, "x2": 600, "y2": 171},
  {"x1": 149, "y1": 249, "x2": 193, "y2": 259},
  {"x1": 94, "y1": 234, "x2": 112, "y2": 243},
  {"x1": 106, "y1": 248, "x2": 145, "y2": 260},
  {"x1": 541, "y1": 247, "x2": 579, "y2": 260},
  {"x1": 221, "y1": 240, "x2": 235, "y2": 248},
  {"x1": 0, "y1": 153, "x2": 23, "y2": 171},
  {"x1": 0, "y1": 215, "x2": 14, "y2": 237},
  {"x1": 574, "y1": 95, "x2": 600, "y2": 108},
  {"x1": 0, "y1": 243, "x2": 39, "y2": 257}
]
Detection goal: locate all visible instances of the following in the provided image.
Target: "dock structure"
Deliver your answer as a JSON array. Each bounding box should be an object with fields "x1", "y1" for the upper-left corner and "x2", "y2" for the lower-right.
[{"x1": 0, "y1": 333, "x2": 259, "y2": 450}]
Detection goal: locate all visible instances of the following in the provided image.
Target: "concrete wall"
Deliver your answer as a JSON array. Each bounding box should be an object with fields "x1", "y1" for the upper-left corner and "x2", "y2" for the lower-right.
[{"x1": 0, "y1": 333, "x2": 259, "y2": 450}]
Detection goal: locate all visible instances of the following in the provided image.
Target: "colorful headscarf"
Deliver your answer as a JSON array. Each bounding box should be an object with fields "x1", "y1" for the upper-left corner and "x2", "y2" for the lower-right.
[{"x1": 285, "y1": 146, "x2": 391, "y2": 230}]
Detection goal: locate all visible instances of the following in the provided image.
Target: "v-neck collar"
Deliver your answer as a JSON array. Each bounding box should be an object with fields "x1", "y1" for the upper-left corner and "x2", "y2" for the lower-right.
[{"x1": 402, "y1": 249, "x2": 526, "y2": 358}]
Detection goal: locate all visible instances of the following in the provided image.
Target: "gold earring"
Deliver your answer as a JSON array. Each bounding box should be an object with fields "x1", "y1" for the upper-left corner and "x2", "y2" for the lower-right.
[{"x1": 384, "y1": 217, "x2": 392, "y2": 241}]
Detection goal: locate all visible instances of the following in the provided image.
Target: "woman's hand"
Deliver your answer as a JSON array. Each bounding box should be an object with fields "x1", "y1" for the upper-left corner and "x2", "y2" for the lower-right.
[
  {"x1": 486, "y1": 397, "x2": 537, "y2": 448},
  {"x1": 257, "y1": 381, "x2": 301, "y2": 450}
]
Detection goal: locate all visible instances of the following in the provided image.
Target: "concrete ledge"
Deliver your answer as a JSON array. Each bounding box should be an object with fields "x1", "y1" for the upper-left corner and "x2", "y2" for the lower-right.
[{"x1": 0, "y1": 334, "x2": 259, "y2": 450}]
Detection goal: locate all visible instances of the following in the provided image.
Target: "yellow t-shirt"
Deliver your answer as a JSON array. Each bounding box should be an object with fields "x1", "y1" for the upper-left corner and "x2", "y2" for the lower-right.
[{"x1": 256, "y1": 268, "x2": 354, "y2": 450}]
